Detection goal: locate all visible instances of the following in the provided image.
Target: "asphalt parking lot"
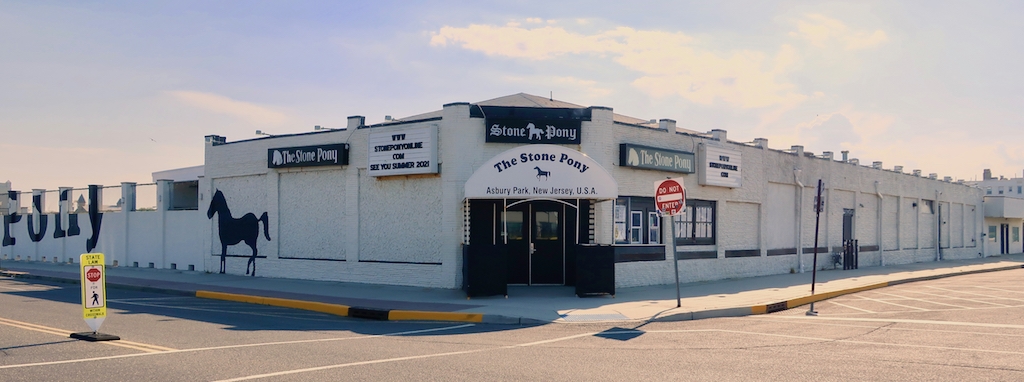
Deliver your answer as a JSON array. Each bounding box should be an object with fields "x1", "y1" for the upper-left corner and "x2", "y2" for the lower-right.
[{"x1": 4, "y1": 270, "x2": 1024, "y2": 381}]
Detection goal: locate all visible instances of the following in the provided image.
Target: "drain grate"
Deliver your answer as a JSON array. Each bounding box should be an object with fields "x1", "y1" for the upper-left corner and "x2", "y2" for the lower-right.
[{"x1": 560, "y1": 313, "x2": 629, "y2": 322}]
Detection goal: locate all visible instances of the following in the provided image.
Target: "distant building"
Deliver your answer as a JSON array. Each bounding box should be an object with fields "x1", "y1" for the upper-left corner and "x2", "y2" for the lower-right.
[
  {"x1": 0, "y1": 181, "x2": 9, "y2": 214},
  {"x1": 968, "y1": 169, "x2": 1024, "y2": 256}
]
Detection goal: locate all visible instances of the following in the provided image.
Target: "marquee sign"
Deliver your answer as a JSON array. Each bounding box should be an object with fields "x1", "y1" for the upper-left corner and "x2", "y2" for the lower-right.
[
  {"x1": 268, "y1": 144, "x2": 349, "y2": 169},
  {"x1": 699, "y1": 144, "x2": 742, "y2": 188},
  {"x1": 619, "y1": 143, "x2": 695, "y2": 174},
  {"x1": 464, "y1": 144, "x2": 617, "y2": 199},
  {"x1": 368, "y1": 125, "x2": 439, "y2": 177},
  {"x1": 485, "y1": 119, "x2": 581, "y2": 144}
]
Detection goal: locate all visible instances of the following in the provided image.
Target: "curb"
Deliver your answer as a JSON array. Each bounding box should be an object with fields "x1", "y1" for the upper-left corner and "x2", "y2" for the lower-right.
[
  {"x1": 749, "y1": 264, "x2": 1024, "y2": 316},
  {"x1": 0, "y1": 270, "x2": 494, "y2": 324},
  {"x1": 197, "y1": 290, "x2": 485, "y2": 323}
]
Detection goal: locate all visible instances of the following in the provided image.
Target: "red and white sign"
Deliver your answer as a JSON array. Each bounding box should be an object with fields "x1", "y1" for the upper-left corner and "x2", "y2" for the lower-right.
[
  {"x1": 86, "y1": 267, "x2": 101, "y2": 283},
  {"x1": 655, "y1": 178, "x2": 686, "y2": 216}
]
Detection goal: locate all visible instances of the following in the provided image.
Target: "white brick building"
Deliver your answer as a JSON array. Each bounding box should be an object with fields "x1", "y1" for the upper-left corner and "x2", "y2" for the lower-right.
[
  {"x1": 197, "y1": 93, "x2": 986, "y2": 290},
  {"x1": 967, "y1": 169, "x2": 1024, "y2": 256}
]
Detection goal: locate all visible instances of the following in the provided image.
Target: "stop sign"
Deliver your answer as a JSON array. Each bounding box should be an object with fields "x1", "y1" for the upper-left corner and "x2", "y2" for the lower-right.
[
  {"x1": 86, "y1": 267, "x2": 101, "y2": 283},
  {"x1": 655, "y1": 179, "x2": 686, "y2": 216}
]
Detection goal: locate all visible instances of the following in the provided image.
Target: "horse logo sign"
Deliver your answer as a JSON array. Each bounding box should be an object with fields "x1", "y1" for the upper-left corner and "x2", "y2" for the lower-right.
[
  {"x1": 207, "y1": 190, "x2": 271, "y2": 276},
  {"x1": 534, "y1": 166, "x2": 551, "y2": 180}
]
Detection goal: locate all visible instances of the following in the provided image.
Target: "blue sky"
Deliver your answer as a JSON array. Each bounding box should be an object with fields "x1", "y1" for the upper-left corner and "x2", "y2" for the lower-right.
[{"x1": 3, "y1": 1, "x2": 1023, "y2": 192}]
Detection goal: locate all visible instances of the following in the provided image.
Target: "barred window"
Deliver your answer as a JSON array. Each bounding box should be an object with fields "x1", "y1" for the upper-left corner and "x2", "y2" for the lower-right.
[{"x1": 675, "y1": 199, "x2": 715, "y2": 246}]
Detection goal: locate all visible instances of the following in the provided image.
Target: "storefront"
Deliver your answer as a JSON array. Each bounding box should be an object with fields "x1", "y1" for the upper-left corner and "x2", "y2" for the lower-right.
[{"x1": 0, "y1": 93, "x2": 979, "y2": 292}]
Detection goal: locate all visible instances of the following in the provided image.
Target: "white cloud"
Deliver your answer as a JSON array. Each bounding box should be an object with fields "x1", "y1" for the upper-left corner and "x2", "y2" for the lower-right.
[
  {"x1": 430, "y1": 22, "x2": 804, "y2": 109},
  {"x1": 790, "y1": 14, "x2": 888, "y2": 50},
  {"x1": 167, "y1": 90, "x2": 289, "y2": 125}
]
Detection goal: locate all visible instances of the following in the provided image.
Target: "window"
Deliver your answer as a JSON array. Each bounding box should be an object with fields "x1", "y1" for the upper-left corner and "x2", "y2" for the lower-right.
[
  {"x1": 989, "y1": 226, "x2": 998, "y2": 241},
  {"x1": 675, "y1": 199, "x2": 716, "y2": 246},
  {"x1": 648, "y1": 212, "x2": 660, "y2": 243},
  {"x1": 1014, "y1": 227, "x2": 1020, "y2": 242},
  {"x1": 999, "y1": 186, "x2": 1004, "y2": 195},
  {"x1": 1018, "y1": 186, "x2": 1021, "y2": 194},
  {"x1": 534, "y1": 211, "x2": 559, "y2": 241},
  {"x1": 170, "y1": 181, "x2": 200, "y2": 210},
  {"x1": 986, "y1": 187, "x2": 992, "y2": 195},
  {"x1": 613, "y1": 197, "x2": 662, "y2": 245}
]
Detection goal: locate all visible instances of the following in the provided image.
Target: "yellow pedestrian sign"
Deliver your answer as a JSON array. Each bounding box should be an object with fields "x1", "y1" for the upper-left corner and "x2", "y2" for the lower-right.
[{"x1": 74, "y1": 253, "x2": 116, "y2": 340}]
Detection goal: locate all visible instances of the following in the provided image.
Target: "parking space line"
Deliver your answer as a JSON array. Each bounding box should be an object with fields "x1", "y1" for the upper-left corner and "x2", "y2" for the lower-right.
[
  {"x1": 0, "y1": 317, "x2": 175, "y2": 353},
  {"x1": 854, "y1": 294, "x2": 931, "y2": 311},
  {"x1": 927, "y1": 286, "x2": 1024, "y2": 302},
  {"x1": 217, "y1": 324, "x2": 1024, "y2": 381},
  {"x1": 903, "y1": 289, "x2": 1012, "y2": 307},
  {"x1": 872, "y1": 291, "x2": 967, "y2": 308},
  {"x1": 828, "y1": 300, "x2": 875, "y2": 313},
  {"x1": 973, "y1": 286, "x2": 1024, "y2": 295},
  {"x1": 0, "y1": 323, "x2": 474, "y2": 370},
  {"x1": 215, "y1": 328, "x2": 599, "y2": 381},
  {"x1": 744, "y1": 317, "x2": 1024, "y2": 338},
  {"x1": 755, "y1": 314, "x2": 1024, "y2": 329}
]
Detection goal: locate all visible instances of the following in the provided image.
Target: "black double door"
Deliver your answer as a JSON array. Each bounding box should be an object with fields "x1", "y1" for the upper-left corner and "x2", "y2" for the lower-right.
[{"x1": 501, "y1": 201, "x2": 567, "y2": 285}]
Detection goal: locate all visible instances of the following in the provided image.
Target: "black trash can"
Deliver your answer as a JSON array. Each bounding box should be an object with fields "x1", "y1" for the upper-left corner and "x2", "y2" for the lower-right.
[
  {"x1": 575, "y1": 244, "x2": 614, "y2": 297},
  {"x1": 463, "y1": 244, "x2": 507, "y2": 298}
]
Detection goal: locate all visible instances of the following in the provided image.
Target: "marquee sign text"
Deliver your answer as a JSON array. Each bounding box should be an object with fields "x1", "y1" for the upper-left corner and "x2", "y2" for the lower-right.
[
  {"x1": 485, "y1": 119, "x2": 581, "y2": 144},
  {"x1": 618, "y1": 143, "x2": 695, "y2": 174},
  {"x1": 268, "y1": 144, "x2": 349, "y2": 169},
  {"x1": 368, "y1": 125, "x2": 439, "y2": 177}
]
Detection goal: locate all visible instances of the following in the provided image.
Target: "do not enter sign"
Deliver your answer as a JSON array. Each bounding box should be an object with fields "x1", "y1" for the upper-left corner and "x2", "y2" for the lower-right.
[{"x1": 655, "y1": 178, "x2": 686, "y2": 216}]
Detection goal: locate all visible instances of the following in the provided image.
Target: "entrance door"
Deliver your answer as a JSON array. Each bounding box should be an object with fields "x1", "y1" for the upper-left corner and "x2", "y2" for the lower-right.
[
  {"x1": 499, "y1": 201, "x2": 565, "y2": 285},
  {"x1": 530, "y1": 202, "x2": 565, "y2": 285},
  {"x1": 1001, "y1": 224, "x2": 1010, "y2": 254}
]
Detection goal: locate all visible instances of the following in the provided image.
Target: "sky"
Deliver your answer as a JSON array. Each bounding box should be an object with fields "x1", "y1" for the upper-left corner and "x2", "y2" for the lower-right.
[{"x1": 3, "y1": 0, "x2": 1024, "y2": 195}]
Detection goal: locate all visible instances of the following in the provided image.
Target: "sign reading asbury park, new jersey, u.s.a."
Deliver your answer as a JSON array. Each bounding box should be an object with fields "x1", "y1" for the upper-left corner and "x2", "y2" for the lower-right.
[{"x1": 464, "y1": 144, "x2": 617, "y2": 199}]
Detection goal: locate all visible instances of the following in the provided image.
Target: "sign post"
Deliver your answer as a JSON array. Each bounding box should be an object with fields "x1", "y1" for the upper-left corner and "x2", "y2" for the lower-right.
[
  {"x1": 807, "y1": 180, "x2": 824, "y2": 317},
  {"x1": 655, "y1": 178, "x2": 686, "y2": 308},
  {"x1": 71, "y1": 253, "x2": 119, "y2": 341}
]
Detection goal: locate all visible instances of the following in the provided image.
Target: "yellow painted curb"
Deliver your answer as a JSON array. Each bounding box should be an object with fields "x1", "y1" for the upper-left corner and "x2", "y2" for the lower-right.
[
  {"x1": 388, "y1": 310, "x2": 483, "y2": 323},
  {"x1": 785, "y1": 282, "x2": 890, "y2": 309},
  {"x1": 196, "y1": 290, "x2": 350, "y2": 317},
  {"x1": 751, "y1": 305, "x2": 767, "y2": 315}
]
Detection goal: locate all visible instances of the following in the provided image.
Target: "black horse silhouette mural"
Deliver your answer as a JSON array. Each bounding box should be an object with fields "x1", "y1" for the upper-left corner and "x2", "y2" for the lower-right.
[{"x1": 207, "y1": 190, "x2": 270, "y2": 276}]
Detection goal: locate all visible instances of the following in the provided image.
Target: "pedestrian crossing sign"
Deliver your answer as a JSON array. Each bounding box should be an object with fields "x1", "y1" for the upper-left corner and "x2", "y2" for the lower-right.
[{"x1": 80, "y1": 253, "x2": 107, "y2": 331}]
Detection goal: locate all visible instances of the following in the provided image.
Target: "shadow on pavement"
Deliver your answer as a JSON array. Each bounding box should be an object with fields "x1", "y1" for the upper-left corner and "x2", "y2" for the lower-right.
[{"x1": 1, "y1": 278, "x2": 538, "y2": 337}]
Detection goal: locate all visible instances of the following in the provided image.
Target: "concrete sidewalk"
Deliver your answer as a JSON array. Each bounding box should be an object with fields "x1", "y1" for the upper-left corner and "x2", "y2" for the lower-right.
[{"x1": 2, "y1": 254, "x2": 1022, "y2": 324}]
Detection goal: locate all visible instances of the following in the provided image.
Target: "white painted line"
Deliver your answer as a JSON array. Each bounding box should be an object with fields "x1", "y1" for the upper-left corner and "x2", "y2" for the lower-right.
[
  {"x1": 0, "y1": 323, "x2": 475, "y2": 370},
  {"x1": 744, "y1": 317, "x2": 1024, "y2": 338},
  {"x1": 828, "y1": 300, "x2": 875, "y2": 313},
  {"x1": 904, "y1": 289, "x2": 1012, "y2": 307},
  {"x1": 215, "y1": 327, "x2": 601, "y2": 381},
  {"x1": 0, "y1": 285, "x2": 28, "y2": 291},
  {"x1": 974, "y1": 286, "x2": 1024, "y2": 294},
  {"x1": 665, "y1": 328, "x2": 1024, "y2": 356},
  {"x1": 872, "y1": 291, "x2": 967, "y2": 309},
  {"x1": 927, "y1": 286, "x2": 1024, "y2": 302},
  {"x1": 754, "y1": 315, "x2": 1024, "y2": 329},
  {"x1": 0, "y1": 317, "x2": 174, "y2": 353},
  {"x1": 854, "y1": 294, "x2": 931, "y2": 311}
]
